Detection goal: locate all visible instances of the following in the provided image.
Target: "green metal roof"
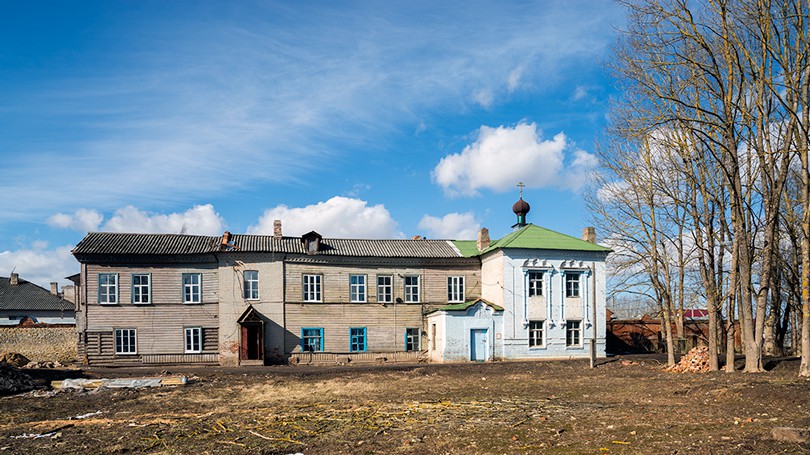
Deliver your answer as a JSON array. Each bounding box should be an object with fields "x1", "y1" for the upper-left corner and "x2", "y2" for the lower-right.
[
  {"x1": 452, "y1": 224, "x2": 612, "y2": 257},
  {"x1": 437, "y1": 298, "x2": 504, "y2": 312}
]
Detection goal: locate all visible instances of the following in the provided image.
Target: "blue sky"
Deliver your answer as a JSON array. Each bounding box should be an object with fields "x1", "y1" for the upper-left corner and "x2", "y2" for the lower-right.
[{"x1": 0, "y1": 1, "x2": 625, "y2": 287}]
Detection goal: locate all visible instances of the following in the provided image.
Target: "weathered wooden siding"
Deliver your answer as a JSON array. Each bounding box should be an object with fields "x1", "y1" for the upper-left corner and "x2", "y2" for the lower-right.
[
  {"x1": 285, "y1": 260, "x2": 481, "y2": 305},
  {"x1": 285, "y1": 303, "x2": 424, "y2": 353},
  {"x1": 85, "y1": 263, "x2": 218, "y2": 306},
  {"x1": 83, "y1": 326, "x2": 219, "y2": 365}
]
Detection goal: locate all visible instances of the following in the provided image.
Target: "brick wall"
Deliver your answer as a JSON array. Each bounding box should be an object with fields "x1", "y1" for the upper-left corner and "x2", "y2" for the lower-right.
[{"x1": 0, "y1": 327, "x2": 77, "y2": 363}]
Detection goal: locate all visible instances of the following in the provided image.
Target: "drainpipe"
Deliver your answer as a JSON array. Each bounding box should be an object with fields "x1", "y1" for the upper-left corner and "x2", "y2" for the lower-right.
[{"x1": 590, "y1": 261, "x2": 598, "y2": 368}]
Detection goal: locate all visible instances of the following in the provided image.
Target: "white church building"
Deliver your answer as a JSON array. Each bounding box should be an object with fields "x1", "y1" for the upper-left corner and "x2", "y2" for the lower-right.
[{"x1": 427, "y1": 197, "x2": 611, "y2": 362}]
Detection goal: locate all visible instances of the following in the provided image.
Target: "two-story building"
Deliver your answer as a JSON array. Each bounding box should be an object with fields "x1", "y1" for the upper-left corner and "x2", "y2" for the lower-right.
[{"x1": 71, "y1": 197, "x2": 610, "y2": 366}]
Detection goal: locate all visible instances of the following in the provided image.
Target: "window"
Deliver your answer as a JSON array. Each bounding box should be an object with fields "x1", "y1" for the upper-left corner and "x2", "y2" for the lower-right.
[
  {"x1": 301, "y1": 327, "x2": 323, "y2": 352},
  {"x1": 404, "y1": 276, "x2": 420, "y2": 303},
  {"x1": 529, "y1": 320, "x2": 544, "y2": 347},
  {"x1": 350, "y1": 275, "x2": 366, "y2": 302},
  {"x1": 528, "y1": 271, "x2": 543, "y2": 297},
  {"x1": 243, "y1": 270, "x2": 259, "y2": 300},
  {"x1": 405, "y1": 328, "x2": 421, "y2": 351},
  {"x1": 350, "y1": 327, "x2": 367, "y2": 352},
  {"x1": 132, "y1": 273, "x2": 151, "y2": 304},
  {"x1": 566, "y1": 320, "x2": 581, "y2": 346},
  {"x1": 377, "y1": 275, "x2": 393, "y2": 303},
  {"x1": 430, "y1": 324, "x2": 437, "y2": 350},
  {"x1": 565, "y1": 272, "x2": 581, "y2": 298},
  {"x1": 447, "y1": 276, "x2": 465, "y2": 302},
  {"x1": 303, "y1": 274, "x2": 322, "y2": 302},
  {"x1": 185, "y1": 327, "x2": 202, "y2": 353},
  {"x1": 98, "y1": 273, "x2": 118, "y2": 304},
  {"x1": 114, "y1": 328, "x2": 137, "y2": 354},
  {"x1": 183, "y1": 273, "x2": 202, "y2": 303}
]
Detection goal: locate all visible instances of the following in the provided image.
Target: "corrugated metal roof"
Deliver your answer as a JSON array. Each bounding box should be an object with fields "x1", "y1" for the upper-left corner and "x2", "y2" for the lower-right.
[
  {"x1": 73, "y1": 232, "x2": 466, "y2": 259},
  {"x1": 454, "y1": 224, "x2": 612, "y2": 257},
  {"x1": 0, "y1": 277, "x2": 74, "y2": 312},
  {"x1": 73, "y1": 232, "x2": 222, "y2": 256}
]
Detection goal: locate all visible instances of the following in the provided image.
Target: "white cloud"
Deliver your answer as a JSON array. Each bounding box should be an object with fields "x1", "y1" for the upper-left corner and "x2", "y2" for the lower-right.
[
  {"x1": 572, "y1": 85, "x2": 590, "y2": 101},
  {"x1": 0, "y1": 243, "x2": 78, "y2": 288},
  {"x1": 102, "y1": 205, "x2": 225, "y2": 235},
  {"x1": 418, "y1": 212, "x2": 480, "y2": 240},
  {"x1": 47, "y1": 208, "x2": 103, "y2": 232},
  {"x1": 473, "y1": 89, "x2": 494, "y2": 109},
  {"x1": 433, "y1": 121, "x2": 597, "y2": 196},
  {"x1": 248, "y1": 196, "x2": 398, "y2": 239},
  {"x1": 507, "y1": 66, "x2": 524, "y2": 92}
]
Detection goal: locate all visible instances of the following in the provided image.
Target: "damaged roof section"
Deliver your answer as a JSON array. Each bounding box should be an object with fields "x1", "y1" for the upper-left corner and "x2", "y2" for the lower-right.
[{"x1": 73, "y1": 232, "x2": 467, "y2": 259}]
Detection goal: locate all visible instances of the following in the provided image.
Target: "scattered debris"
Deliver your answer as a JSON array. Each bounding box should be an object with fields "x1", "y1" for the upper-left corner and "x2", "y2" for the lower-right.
[
  {"x1": 21, "y1": 361, "x2": 68, "y2": 369},
  {"x1": 51, "y1": 376, "x2": 187, "y2": 390},
  {"x1": 0, "y1": 362, "x2": 35, "y2": 396},
  {"x1": 771, "y1": 427, "x2": 810, "y2": 443},
  {"x1": 620, "y1": 360, "x2": 638, "y2": 366},
  {"x1": 0, "y1": 353, "x2": 30, "y2": 368},
  {"x1": 664, "y1": 346, "x2": 710, "y2": 373},
  {"x1": 11, "y1": 424, "x2": 73, "y2": 440},
  {"x1": 72, "y1": 410, "x2": 103, "y2": 420}
]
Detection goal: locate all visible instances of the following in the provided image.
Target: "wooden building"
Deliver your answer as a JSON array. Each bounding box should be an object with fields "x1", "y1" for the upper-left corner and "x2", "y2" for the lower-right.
[{"x1": 72, "y1": 197, "x2": 610, "y2": 366}]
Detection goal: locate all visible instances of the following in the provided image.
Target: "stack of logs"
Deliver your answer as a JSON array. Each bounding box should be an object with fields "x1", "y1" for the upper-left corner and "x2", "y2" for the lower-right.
[{"x1": 664, "y1": 346, "x2": 710, "y2": 373}]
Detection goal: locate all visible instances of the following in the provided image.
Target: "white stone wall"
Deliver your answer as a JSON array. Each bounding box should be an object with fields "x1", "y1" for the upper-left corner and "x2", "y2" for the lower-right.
[
  {"x1": 492, "y1": 248, "x2": 608, "y2": 360},
  {"x1": 427, "y1": 302, "x2": 503, "y2": 362}
]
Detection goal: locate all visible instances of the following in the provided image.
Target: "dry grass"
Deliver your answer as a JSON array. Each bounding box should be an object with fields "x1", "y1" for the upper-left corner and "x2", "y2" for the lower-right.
[{"x1": 1, "y1": 357, "x2": 809, "y2": 454}]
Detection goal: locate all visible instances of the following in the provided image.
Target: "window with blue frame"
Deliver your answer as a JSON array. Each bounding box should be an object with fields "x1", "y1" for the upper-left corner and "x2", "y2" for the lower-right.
[
  {"x1": 301, "y1": 328, "x2": 323, "y2": 352},
  {"x1": 405, "y1": 328, "x2": 420, "y2": 351},
  {"x1": 349, "y1": 327, "x2": 367, "y2": 352}
]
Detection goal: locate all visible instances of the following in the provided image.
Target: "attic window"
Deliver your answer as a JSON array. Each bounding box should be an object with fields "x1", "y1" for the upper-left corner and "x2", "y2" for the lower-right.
[{"x1": 301, "y1": 231, "x2": 323, "y2": 255}]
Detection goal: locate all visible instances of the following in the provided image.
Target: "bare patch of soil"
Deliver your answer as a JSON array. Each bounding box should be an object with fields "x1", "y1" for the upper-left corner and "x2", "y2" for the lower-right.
[{"x1": 1, "y1": 356, "x2": 809, "y2": 453}]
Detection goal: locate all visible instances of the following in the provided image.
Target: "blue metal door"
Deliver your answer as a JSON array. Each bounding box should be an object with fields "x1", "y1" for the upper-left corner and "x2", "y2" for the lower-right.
[{"x1": 470, "y1": 329, "x2": 488, "y2": 361}]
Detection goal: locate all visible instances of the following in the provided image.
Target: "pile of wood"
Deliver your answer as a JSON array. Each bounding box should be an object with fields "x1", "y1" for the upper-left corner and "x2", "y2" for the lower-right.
[
  {"x1": 0, "y1": 362, "x2": 35, "y2": 396},
  {"x1": 664, "y1": 346, "x2": 710, "y2": 373}
]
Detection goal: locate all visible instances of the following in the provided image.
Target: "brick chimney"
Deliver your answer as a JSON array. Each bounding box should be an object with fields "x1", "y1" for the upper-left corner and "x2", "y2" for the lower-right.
[
  {"x1": 582, "y1": 227, "x2": 597, "y2": 244},
  {"x1": 9, "y1": 273, "x2": 19, "y2": 286},
  {"x1": 50, "y1": 282, "x2": 59, "y2": 296},
  {"x1": 273, "y1": 220, "x2": 282, "y2": 239},
  {"x1": 477, "y1": 227, "x2": 490, "y2": 251}
]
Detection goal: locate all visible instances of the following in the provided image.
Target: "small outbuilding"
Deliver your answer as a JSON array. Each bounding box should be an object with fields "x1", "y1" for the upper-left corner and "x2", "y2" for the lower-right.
[{"x1": 427, "y1": 299, "x2": 504, "y2": 362}]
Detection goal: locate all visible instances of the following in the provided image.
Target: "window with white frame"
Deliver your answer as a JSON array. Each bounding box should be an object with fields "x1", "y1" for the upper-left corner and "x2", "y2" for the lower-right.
[
  {"x1": 565, "y1": 272, "x2": 581, "y2": 298},
  {"x1": 528, "y1": 271, "x2": 543, "y2": 297},
  {"x1": 350, "y1": 275, "x2": 366, "y2": 302},
  {"x1": 404, "y1": 275, "x2": 420, "y2": 303},
  {"x1": 447, "y1": 276, "x2": 465, "y2": 302},
  {"x1": 405, "y1": 328, "x2": 421, "y2": 351},
  {"x1": 303, "y1": 274, "x2": 322, "y2": 302},
  {"x1": 132, "y1": 273, "x2": 151, "y2": 304},
  {"x1": 528, "y1": 320, "x2": 544, "y2": 347},
  {"x1": 566, "y1": 320, "x2": 582, "y2": 346},
  {"x1": 301, "y1": 327, "x2": 323, "y2": 351},
  {"x1": 350, "y1": 327, "x2": 366, "y2": 352},
  {"x1": 185, "y1": 327, "x2": 202, "y2": 353},
  {"x1": 183, "y1": 273, "x2": 202, "y2": 303},
  {"x1": 377, "y1": 275, "x2": 392, "y2": 303},
  {"x1": 98, "y1": 273, "x2": 118, "y2": 304},
  {"x1": 114, "y1": 328, "x2": 137, "y2": 354},
  {"x1": 243, "y1": 270, "x2": 259, "y2": 300}
]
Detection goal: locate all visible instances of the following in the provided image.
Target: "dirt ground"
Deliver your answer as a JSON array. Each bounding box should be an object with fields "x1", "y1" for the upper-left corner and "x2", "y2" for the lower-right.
[{"x1": 1, "y1": 355, "x2": 809, "y2": 454}]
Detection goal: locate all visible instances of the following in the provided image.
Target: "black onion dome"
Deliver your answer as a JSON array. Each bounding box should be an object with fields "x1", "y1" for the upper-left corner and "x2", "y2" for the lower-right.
[{"x1": 512, "y1": 198, "x2": 530, "y2": 216}]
